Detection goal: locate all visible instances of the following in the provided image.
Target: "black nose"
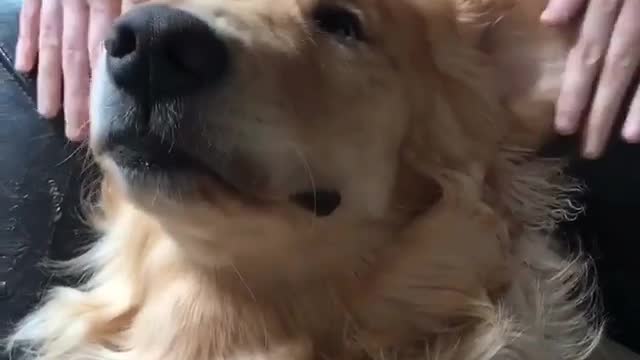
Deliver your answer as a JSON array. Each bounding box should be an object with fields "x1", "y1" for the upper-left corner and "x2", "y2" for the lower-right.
[{"x1": 105, "y1": 5, "x2": 229, "y2": 101}]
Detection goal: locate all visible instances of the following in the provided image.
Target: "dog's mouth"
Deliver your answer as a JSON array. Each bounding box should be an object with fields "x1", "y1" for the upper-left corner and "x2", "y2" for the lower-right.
[
  {"x1": 103, "y1": 130, "x2": 243, "y2": 194},
  {"x1": 108, "y1": 137, "x2": 221, "y2": 180},
  {"x1": 102, "y1": 132, "x2": 342, "y2": 217}
]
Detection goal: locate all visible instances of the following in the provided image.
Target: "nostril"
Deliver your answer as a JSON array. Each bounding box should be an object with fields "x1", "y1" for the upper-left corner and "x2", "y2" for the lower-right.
[{"x1": 105, "y1": 25, "x2": 137, "y2": 59}]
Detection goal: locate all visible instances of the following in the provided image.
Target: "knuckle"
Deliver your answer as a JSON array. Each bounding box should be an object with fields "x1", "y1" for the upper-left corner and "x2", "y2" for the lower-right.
[
  {"x1": 590, "y1": 106, "x2": 610, "y2": 125},
  {"x1": 575, "y1": 42, "x2": 606, "y2": 68},
  {"x1": 22, "y1": 7, "x2": 39, "y2": 22},
  {"x1": 22, "y1": 0, "x2": 40, "y2": 13},
  {"x1": 87, "y1": 0, "x2": 117, "y2": 12},
  {"x1": 609, "y1": 49, "x2": 638, "y2": 71},
  {"x1": 40, "y1": 21, "x2": 60, "y2": 37},
  {"x1": 63, "y1": 37, "x2": 86, "y2": 53},
  {"x1": 601, "y1": 0, "x2": 621, "y2": 13},
  {"x1": 62, "y1": 46, "x2": 87, "y2": 61},
  {"x1": 39, "y1": 38, "x2": 61, "y2": 50}
]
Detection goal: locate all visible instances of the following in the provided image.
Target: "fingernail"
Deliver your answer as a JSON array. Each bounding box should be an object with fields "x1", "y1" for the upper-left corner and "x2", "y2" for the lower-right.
[
  {"x1": 14, "y1": 40, "x2": 36, "y2": 72},
  {"x1": 38, "y1": 99, "x2": 57, "y2": 119},
  {"x1": 37, "y1": 101, "x2": 48, "y2": 117},
  {"x1": 14, "y1": 51, "x2": 28, "y2": 72},
  {"x1": 582, "y1": 149, "x2": 598, "y2": 159},
  {"x1": 623, "y1": 124, "x2": 640, "y2": 143},
  {"x1": 555, "y1": 118, "x2": 577, "y2": 135},
  {"x1": 540, "y1": 10, "x2": 553, "y2": 22},
  {"x1": 540, "y1": 9, "x2": 558, "y2": 23},
  {"x1": 66, "y1": 126, "x2": 83, "y2": 142},
  {"x1": 582, "y1": 143, "x2": 602, "y2": 160},
  {"x1": 66, "y1": 122, "x2": 89, "y2": 142},
  {"x1": 540, "y1": 9, "x2": 568, "y2": 25},
  {"x1": 582, "y1": 151, "x2": 601, "y2": 160}
]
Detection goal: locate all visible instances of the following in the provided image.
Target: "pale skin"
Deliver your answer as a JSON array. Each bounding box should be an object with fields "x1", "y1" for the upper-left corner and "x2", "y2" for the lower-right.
[
  {"x1": 542, "y1": 0, "x2": 640, "y2": 158},
  {"x1": 14, "y1": 0, "x2": 128, "y2": 141},
  {"x1": 15, "y1": 0, "x2": 640, "y2": 159}
]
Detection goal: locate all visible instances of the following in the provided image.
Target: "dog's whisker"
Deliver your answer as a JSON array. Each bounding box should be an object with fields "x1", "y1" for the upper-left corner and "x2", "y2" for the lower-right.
[
  {"x1": 55, "y1": 141, "x2": 87, "y2": 167},
  {"x1": 231, "y1": 264, "x2": 256, "y2": 302},
  {"x1": 291, "y1": 146, "x2": 320, "y2": 225}
]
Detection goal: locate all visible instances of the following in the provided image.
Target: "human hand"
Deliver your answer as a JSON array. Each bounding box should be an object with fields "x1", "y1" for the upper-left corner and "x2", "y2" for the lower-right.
[
  {"x1": 542, "y1": 0, "x2": 640, "y2": 159},
  {"x1": 15, "y1": 0, "x2": 121, "y2": 142}
]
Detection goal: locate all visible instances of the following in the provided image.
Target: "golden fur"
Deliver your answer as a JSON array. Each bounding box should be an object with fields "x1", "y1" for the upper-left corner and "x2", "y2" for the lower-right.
[{"x1": 6, "y1": 0, "x2": 604, "y2": 359}]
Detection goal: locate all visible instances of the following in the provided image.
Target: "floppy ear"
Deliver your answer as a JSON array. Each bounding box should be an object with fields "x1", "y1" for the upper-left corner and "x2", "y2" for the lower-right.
[
  {"x1": 454, "y1": 0, "x2": 576, "y2": 149},
  {"x1": 358, "y1": 3, "x2": 583, "y2": 354},
  {"x1": 372, "y1": 0, "x2": 514, "y2": 336},
  {"x1": 411, "y1": 0, "x2": 576, "y2": 150},
  {"x1": 453, "y1": 0, "x2": 516, "y2": 46},
  {"x1": 393, "y1": 0, "x2": 511, "y2": 187}
]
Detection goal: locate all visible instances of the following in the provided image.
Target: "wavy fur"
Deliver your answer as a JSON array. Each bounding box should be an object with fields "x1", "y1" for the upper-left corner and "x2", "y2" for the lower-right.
[{"x1": 5, "y1": 0, "x2": 603, "y2": 359}]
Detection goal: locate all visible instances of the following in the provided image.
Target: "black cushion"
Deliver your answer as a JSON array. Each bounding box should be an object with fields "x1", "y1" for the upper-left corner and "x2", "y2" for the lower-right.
[{"x1": 0, "y1": 0, "x2": 89, "y2": 352}]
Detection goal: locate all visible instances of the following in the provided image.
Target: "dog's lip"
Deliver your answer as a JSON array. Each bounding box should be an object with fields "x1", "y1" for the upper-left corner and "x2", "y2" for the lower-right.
[
  {"x1": 99, "y1": 132, "x2": 342, "y2": 216},
  {"x1": 101, "y1": 131, "x2": 242, "y2": 192},
  {"x1": 289, "y1": 190, "x2": 342, "y2": 217}
]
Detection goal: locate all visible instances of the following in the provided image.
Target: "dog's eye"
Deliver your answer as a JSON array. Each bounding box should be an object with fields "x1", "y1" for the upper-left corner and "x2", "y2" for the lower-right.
[{"x1": 312, "y1": 5, "x2": 365, "y2": 42}]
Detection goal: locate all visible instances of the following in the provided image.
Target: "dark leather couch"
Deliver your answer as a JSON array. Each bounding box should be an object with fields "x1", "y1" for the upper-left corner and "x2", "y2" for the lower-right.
[
  {"x1": 0, "y1": 0, "x2": 90, "y2": 347},
  {"x1": 0, "y1": 0, "x2": 639, "y2": 356}
]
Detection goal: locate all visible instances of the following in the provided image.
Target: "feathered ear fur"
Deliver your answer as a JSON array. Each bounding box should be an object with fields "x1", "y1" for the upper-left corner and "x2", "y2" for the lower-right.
[
  {"x1": 394, "y1": 0, "x2": 508, "y2": 169},
  {"x1": 453, "y1": 0, "x2": 576, "y2": 149},
  {"x1": 360, "y1": 2, "x2": 597, "y2": 358},
  {"x1": 453, "y1": 0, "x2": 516, "y2": 45},
  {"x1": 396, "y1": 0, "x2": 582, "y2": 223},
  {"x1": 355, "y1": 0, "x2": 513, "y2": 345}
]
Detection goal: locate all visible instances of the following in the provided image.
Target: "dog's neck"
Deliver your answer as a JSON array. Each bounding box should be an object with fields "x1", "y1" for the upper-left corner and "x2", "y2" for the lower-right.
[{"x1": 95, "y1": 202, "x2": 359, "y2": 358}]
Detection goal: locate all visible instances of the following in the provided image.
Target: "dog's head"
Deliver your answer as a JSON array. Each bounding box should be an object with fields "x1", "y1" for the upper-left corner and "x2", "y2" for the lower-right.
[{"x1": 90, "y1": 0, "x2": 545, "y2": 278}]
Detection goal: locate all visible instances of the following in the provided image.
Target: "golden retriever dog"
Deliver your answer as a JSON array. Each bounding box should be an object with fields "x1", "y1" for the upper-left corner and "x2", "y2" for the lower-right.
[{"x1": 5, "y1": 0, "x2": 605, "y2": 359}]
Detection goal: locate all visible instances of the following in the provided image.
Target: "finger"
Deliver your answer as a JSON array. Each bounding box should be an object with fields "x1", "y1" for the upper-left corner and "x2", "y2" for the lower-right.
[
  {"x1": 87, "y1": 0, "x2": 121, "y2": 71},
  {"x1": 37, "y1": 0, "x2": 63, "y2": 118},
  {"x1": 583, "y1": 0, "x2": 640, "y2": 158},
  {"x1": 541, "y1": 0, "x2": 587, "y2": 25},
  {"x1": 122, "y1": 0, "x2": 150, "y2": 12},
  {"x1": 62, "y1": 0, "x2": 91, "y2": 141},
  {"x1": 554, "y1": 0, "x2": 621, "y2": 137},
  {"x1": 622, "y1": 85, "x2": 640, "y2": 143},
  {"x1": 15, "y1": 0, "x2": 41, "y2": 72}
]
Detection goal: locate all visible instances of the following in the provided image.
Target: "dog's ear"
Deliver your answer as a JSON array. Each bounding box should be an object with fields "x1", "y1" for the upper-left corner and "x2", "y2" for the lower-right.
[
  {"x1": 453, "y1": 0, "x2": 515, "y2": 46},
  {"x1": 412, "y1": 0, "x2": 576, "y2": 150},
  {"x1": 393, "y1": 0, "x2": 511, "y2": 180},
  {"x1": 455, "y1": 0, "x2": 576, "y2": 149}
]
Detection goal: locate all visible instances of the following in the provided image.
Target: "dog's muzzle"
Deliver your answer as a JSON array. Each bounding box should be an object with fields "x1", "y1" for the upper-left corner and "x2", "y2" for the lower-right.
[
  {"x1": 91, "y1": 5, "x2": 231, "y2": 180},
  {"x1": 91, "y1": 5, "x2": 342, "y2": 217}
]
